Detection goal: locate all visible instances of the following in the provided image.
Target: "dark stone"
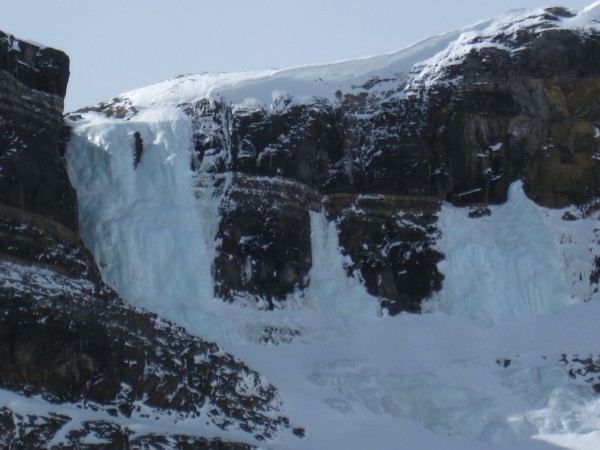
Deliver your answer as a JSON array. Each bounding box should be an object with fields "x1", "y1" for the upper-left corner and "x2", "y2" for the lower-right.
[
  {"x1": 560, "y1": 354, "x2": 600, "y2": 394},
  {"x1": 0, "y1": 32, "x2": 77, "y2": 232},
  {"x1": 0, "y1": 205, "x2": 104, "y2": 285},
  {"x1": 468, "y1": 207, "x2": 492, "y2": 218},
  {"x1": 293, "y1": 427, "x2": 306, "y2": 438},
  {"x1": 496, "y1": 359, "x2": 512, "y2": 368},
  {"x1": 0, "y1": 411, "x2": 258, "y2": 449},
  {"x1": 133, "y1": 130, "x2": 143, "y2": 168},
  {"x1": 173, "y1": 23, "x2": 600, "y2": 312},
  {"x1": 0, "y1": 272, "x2": 291, "y2": 440},
  {"x1": 213, "y1": 173, "x2": 319, "y2": 307},
  {"x1": 325, "y1": 194, "x2": 443, "y2": 314},
  {"x1": 0, "y1": 31, "x2": 69, "y2": 97},
  {"x1": 0, "y1": 411, "x2": 69, "y2": 449},
  {"x1": 590, "y1": 256, "x2": 600, "y2": 285}
]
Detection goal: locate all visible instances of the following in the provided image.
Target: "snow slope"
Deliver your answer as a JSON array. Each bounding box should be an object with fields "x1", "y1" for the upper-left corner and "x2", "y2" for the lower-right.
[
  {"x1": 63, "y1": 3, "x2": 600, "y2": 449},
  {"x1": 84, "y1": 2, "x2": 600, "y2": 114}
]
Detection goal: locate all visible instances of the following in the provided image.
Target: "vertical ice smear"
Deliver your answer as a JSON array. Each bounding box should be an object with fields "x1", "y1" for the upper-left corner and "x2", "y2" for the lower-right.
[
  {"x1": 306, "y1": 210, "x2": 380, "y2": 319},
  {"x1": 66, "y1": 108, "x2": 223, "y2": 337},
  {"x1": 429, "y1": 182, "x2": 574, "y2": 324}
]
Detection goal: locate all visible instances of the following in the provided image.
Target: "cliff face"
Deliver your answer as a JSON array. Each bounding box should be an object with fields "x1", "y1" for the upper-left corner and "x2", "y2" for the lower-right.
[
  {"x1": 77, "y1": 7, "x2": 599, "y2": 314},
  {"x1": 0, "y1": 32, "x2": 295, "y2": 448},
  {"x1": 430, "y1": 23, "x2": 600, "y2": 208},
  {"x1": 3, "y1": 4, "x2": 600, "y2": 448},
  {"x1": 0, "y1": 31, "x2": 76, "y2": 232}
]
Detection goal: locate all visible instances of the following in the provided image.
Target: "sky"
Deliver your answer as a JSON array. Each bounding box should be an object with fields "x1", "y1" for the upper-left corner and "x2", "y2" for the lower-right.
[{"x1": 1, "y1": 0, "x2": 593, "y2": 112}]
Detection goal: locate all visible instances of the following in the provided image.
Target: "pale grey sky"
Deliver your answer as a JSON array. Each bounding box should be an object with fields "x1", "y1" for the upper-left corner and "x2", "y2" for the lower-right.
[{"x1": 1, "y1": 0, "x2": 592, "y2": 112}]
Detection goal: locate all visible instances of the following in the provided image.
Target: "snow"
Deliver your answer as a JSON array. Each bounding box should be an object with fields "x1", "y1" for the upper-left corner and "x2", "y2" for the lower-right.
[
  {"x1": 62, "y1": 2, "x2": 600, "y2": 449},
  {"x1": 0, "y1": 386, "x2": 258, "y2": 448},
  {"x1": 89, "y1": 3, "x2": 600, "y2": 116}
]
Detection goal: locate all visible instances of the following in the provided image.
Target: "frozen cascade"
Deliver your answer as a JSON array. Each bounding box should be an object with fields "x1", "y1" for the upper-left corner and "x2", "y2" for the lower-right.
[
  {"x1": 426, "y1": 181, "x2": 574, "y2": 324},
  {"x1": 305, "y1": 210, "x2": 380, "y2": 319},
  {"x1": 66, "y1": 108, "x2": 228, "y2": 340},
  {"x1": 66, "y1": 110, "x2": 381, "y2": 346}
]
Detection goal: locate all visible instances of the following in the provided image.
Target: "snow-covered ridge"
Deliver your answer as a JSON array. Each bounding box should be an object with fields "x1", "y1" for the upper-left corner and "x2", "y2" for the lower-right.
[{"x1": 71, "y1": 2, "x2": 600, "y2": 115}]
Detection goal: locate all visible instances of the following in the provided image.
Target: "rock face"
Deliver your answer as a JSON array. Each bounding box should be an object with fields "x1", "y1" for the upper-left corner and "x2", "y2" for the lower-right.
[
  {"x1": 429, "y1": 25, "x2": 600, "y2": 208},
  {"x1": 182, "y1": 94, "x2": 445, "y2": 313},
  {"x1": 68, "y1": 7, "x2": 600, "y2": 315},
  {"x1": 0, "y1": 261, "x2": 288, "y2": 445},
  {"x1": 213, "y1": 173, "x2": 320, "y2": 307},
  {"x1": 0, "y1": 31, "x2": 76, "y2": 232},
  {"x1": 0, "y1": 32, "x2": 295, "y2": 448},
  {"x1": 173, "y1": 9, "x2": 600, "y2": 311}
]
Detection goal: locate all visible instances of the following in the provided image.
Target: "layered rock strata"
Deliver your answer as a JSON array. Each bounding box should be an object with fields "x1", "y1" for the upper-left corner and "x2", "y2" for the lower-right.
[{"x1": 70, "y1": 8, "x2": 600, "y2": 314}]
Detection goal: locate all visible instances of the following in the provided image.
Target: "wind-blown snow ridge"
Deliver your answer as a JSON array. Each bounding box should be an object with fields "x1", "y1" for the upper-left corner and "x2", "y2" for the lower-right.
[{"x1": 70, "y1": 3, "x2": 600, "y2": 115}]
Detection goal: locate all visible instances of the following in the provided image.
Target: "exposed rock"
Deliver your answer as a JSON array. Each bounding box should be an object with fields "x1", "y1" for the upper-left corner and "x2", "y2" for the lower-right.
[
  {"x1": 167, "y1": 14, "x2": 600, "y2": 312},
  {"x1": 183, "y1": 90, "x2": 442, "y2": 312},
  {"x1": 0, "y1": 408, "x2": 69, "y2": 449},
  {"x1": 562, "y1": 211, "x2": 578, "y2": 221},
  {"x1": 468, "y1": 207, "x2": 492, "y2": 218},
  {"x1": 0, "y1": 264, "x2": 288, "y2": 439},
  {"x1": 324, "y1": 194, "x2": 443, "y2": 314},
  {"x1": 590, "y1": 256, "x2": 600, "y2": 286},
  {"x1": 0, "y1": 204, "x2": 104, "y2": 285},
  {"x1": 560, "y1": 353, "x2": 600, "y2": 394},
  {"x1": 0, "y1": 31, "x2": 76, "y2": 232},
  {"x1": 133, "y1": 130, "x2": 144, "y2": 169},
  {"x1": 434, "y1": 33, "x2": 600, "y2": 208},
  {"x1": 496, "y1": 359, "x2": 512, "y2": 368},
  {"x1": 0, "y1": 31, "x2": 295, "y2": 447},
  {"x1": 213, "y1": 173, "x2": 319, "y2": 308},
  {"x1": 0, "y1": 412, "x2": 256, "y2": 449}
]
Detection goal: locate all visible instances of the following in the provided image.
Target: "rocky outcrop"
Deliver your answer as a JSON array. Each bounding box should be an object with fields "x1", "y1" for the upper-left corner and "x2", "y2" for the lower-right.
[
  {"x1": 324, "y1": 194, "x2": 443, "y2": 315},
  {"x1": 0, "y1": 261, "x2": 289, "y2": 441},
  {"x1": 70, "y1": 7, "x2": 600, "y2": 314},
  {"x1": 0, "y1": 31, "x2": 76, "y2": 232},
  {"x1": 152, "y1": 12, "x2": 593, "y2": 312},
  {"x1": 429, "y1": 26, "x2": 600, "y2": 208},
  {"x1": 213, "y1": 173, "x2": 320, "y2": 307},
  {"x1": 0, "y1": 31, "x2": 296, "y2": 447},
  {"x1": 180, "y1": 92, "x2": 446, "y2": 312}
]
